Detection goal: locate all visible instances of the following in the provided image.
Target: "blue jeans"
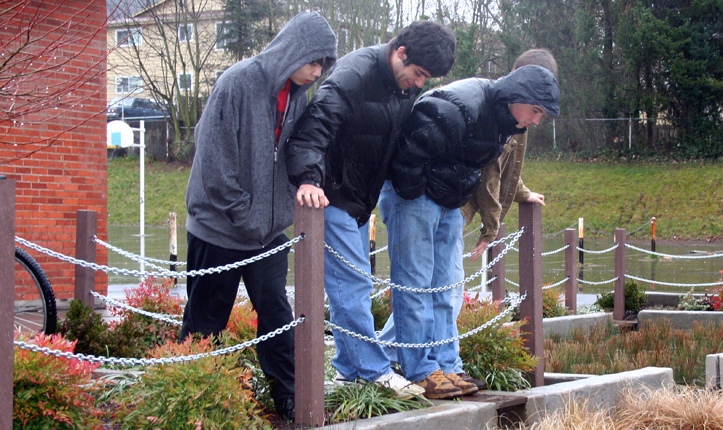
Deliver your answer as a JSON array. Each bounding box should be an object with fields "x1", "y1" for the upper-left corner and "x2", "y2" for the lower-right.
[
  {"x1": 325, "y1": 205, "x2": 391, "y2": 381},
  {"x1": 378, "y1": 182, "x2": 465, "y2": 373},
  {"x1": 386, "y1": 188, "x2": 464, "y2": 382}
]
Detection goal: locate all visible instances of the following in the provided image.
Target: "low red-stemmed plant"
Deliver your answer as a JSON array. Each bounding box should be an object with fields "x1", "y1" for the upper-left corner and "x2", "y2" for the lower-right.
[
  {"x1": 109, "y1": 277, "x2": 184, "y2": 346},
  {"x1": 13, "y1": 330, "x2": 105, "y2": 429},
  {"x1": 226, "y1": 299, "x2": 259, "y2": 344},
  {"x1": 114, "y1": 335, "x2": 270, "y2": 429}
]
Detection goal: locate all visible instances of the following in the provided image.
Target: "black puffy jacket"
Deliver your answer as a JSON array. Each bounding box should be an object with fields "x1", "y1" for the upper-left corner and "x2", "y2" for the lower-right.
[
  {"x1": 390, "y1": 65, "x2": 560, "y2": 209},
  {"x1": 286, "y1": 44, "x2": 420, "y2": 226}
]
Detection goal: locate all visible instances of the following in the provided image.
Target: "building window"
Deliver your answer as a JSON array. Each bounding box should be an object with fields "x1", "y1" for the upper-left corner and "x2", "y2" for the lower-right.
[
  {"x1": 115, "y1": 75, "x2": 143, "y2": 94},
  {"x1": 215, "y1": 22, "x2": 235, "y2": 50},
  {"x1": 116, "y1": 28, "x2": 142, "y2": 47},
  {"x1": 178, "y1": 23, "x2": 194, "y2": 43},
  {"x1": 178, "y1": 73, "x2": 193, "y2": 91}
]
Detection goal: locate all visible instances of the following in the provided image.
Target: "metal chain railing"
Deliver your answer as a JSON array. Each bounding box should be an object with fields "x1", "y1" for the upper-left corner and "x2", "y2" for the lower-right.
[
  {"x1": 541, "y1": 244, "x2": 570, "y2": 257},
  {"x1": 369, "y1": 245, "x2": 388, "y2": 256},
  {"x1": 466, "y1": 276, "x2": 496, "y2": 292},
  {"x1": 625, "y1": 274, "x2": 723, "y2": 288},
  {"x1": 543, "y1": 221, "x2": 578, "y2": 238},
  {"x1": 325, "y1": 292, "x2": 526, "y2": 348},
  {"x1": 543, "y1": 277, "x2": 570, "y2": 290},
  {"x1": 15, "y1": 234, "x2": 303, "y2": 278},
  {"x1": 576, "y1": 244, "x2": 619, "y2": 254},
  {"x1": 626, "y1": 220, "x2": 652, "y2": 236},
  {"x1": 625, "y1": 243, "x2": 723, "y2": 259},
  {"x1": 91, "y1": 291, "x2": 183, "y2": 325},
  {"x1": 94, "y1": 236, "x2": 187, "y2": 266},
  {"x1": 577, "y1": 277, "x2": 619, "y2": 285},
  {"x1": 14, "y1": 317, "x2": 305, "y2": 366},
  {"x1": 324, "y1": 228, "x2": 525, "y2": 294}
]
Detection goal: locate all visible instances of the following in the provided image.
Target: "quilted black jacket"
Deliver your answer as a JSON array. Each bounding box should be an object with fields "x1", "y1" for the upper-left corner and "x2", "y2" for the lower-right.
[
  {"x1": 286, "y1": 44, "x2": 420, "y2": 226},
  {"x1": 390, "y1": 65, "x2": 559, "y2": 209}
]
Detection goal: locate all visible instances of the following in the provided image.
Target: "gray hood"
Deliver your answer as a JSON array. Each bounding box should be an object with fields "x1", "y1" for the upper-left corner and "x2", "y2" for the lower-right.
[{"x1": 186, "y1": 12, "x2": 337, "y2": 250}]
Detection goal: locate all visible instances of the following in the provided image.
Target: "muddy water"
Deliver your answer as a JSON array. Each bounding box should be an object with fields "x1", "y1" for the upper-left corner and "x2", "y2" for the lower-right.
[{"x1": 107, "y1": 225, "x2": 723, "y2": 298}]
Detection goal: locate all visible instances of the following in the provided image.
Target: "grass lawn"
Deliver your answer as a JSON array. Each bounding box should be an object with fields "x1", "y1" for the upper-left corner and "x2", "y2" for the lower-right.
[{"x1": 108, "y1": 157, "x2": 723, "y2": 240}]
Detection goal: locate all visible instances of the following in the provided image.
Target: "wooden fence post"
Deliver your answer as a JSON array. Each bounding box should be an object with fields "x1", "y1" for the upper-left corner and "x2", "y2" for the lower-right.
[
  {"x1": 75, "y1": 210, "x2": 97, "y2": 309},
  {"x1": 294, "y1": 202, "x2": 325, "y2": 427},
  {"x1": 614, "y1": 228, "x2": 627, "y2": 321},
  {"x1": 490, "y1": 223, "x2": 506, "y2": 302},
  {"x1": 519, "y1": 203, "x2": 544, "y2": 387},
  {"x1": 565, "y1": 228, "x2": 578, "y2": 314},
  {"x1": 1, "y1": 177, "x2": 15, "y2": 430}
]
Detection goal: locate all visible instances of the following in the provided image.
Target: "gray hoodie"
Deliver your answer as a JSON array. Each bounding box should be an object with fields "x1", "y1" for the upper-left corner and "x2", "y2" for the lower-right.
[{"x1": 186, "y1": 12, "x2": 337, "y2": 250}]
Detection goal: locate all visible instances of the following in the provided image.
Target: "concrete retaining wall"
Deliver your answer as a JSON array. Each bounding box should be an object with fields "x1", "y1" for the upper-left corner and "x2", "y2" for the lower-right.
[
  {"x1": 706, "y1": 353, "x2": 723, "y2": 390},
  {"x1": 638, "y1": 309, "x2": 723, "y2": 330},
  {"x1": 518, "y1": 367, "x2": 674, "y2": 426},
  {"x1": 543, "y1": 312, "x2": 611, "y2": 337},
  {"x1": 316, "y1": 401, "x2": 497, "y2": 430}
]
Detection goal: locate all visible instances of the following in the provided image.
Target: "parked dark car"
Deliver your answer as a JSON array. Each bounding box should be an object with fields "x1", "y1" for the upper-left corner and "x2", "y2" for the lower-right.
[{"x1": 107, "y1": 97, "x2": 165, "y2": 121}]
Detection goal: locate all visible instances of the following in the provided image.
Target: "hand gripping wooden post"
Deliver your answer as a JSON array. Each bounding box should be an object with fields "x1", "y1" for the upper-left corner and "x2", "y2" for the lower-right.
[
  {"x1": 565, "y1": 229, "x2": 578, "y2": 314},
  {"x1": 614, "y1": 228, "x2": 627, "y2": 321},
  {"x1": 518, "y1": 203, "x2": 544, "y2": 387},
  {"x1": 1, "y1": 178, "x2": 16, "y2": 430},
  {"x1": 294, "y1": 201, "x2": 325, "y2": 427},
  {"x1": 75, "y1": 210, "x2": 98, "y2": 309},
  {"x1": 490, "y1": 223, "x2": 506, "y2": 302}
]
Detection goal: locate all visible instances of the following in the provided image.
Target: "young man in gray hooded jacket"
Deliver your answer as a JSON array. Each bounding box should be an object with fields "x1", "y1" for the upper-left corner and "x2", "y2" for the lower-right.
[{"x1": 182, "y1": 12, "x2": 336, "y2": 422}]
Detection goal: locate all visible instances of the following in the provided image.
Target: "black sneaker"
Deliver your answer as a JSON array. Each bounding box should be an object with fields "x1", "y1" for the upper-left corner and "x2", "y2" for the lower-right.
[
  {"x1": 276, "y1": 397, "x2": 295, "y2": 423},
  {"x1": 457, "y1": 372, "x2": 487, "y2": 390}
]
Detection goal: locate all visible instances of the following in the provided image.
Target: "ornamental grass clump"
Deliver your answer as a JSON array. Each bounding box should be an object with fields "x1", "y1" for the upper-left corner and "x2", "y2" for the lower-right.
[
  {"x1": 114, "y1": 335, "x2": 270, "y2": 430},
  {"x1": 545, "y1": 319, "x2": 723, "y2": 385},
  {"x1": 457, "y1": 292, "x2": 537, "y2": 391},
  {"x1": 324, "y1": 382, "x2": 431, "y2": 423},
  {"x1": 13, "y1": 330, "x2": 105, "y2": 430}
]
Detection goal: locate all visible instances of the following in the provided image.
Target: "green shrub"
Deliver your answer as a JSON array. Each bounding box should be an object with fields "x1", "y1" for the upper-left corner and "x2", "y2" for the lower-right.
[
  {"x1": 542, "y1": 286, "x2": 570, "y2": 318},
  {"x1": 115, "y1": 336, "x2": 270, "y2": 429},
  {"x1": 595, "y1": 281, "x2": 647, "y2": 313},
  {"x1": 370, "y1": 292, "x2": 392, "y2": 331},
  {"x1": 59, "y1": 299, "x2": 147, "y2": 358},
  {"x1": 13, "y1": 331, "x2": 105, "y2": 429},
  {"x1": 678, "y1": 289, "x2": 709, "y2": 311},
  {"x1": 457, "y1": 293, "x2": 537, "y2": 391}
]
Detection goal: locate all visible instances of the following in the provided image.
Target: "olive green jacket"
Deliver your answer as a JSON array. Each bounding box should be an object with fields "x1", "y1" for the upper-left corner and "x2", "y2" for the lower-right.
[{"x1": 461, "y1": 132, "x2": 531, "y2": 243}]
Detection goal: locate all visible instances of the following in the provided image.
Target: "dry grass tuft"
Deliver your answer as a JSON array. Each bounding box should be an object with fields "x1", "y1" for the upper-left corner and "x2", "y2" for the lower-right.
[
  {"x1": 615, "y1": 385, "x2": 723, "y2": 429},
  {"x1": 511, "y1": 386, "x2": 723, "y2": 430}
]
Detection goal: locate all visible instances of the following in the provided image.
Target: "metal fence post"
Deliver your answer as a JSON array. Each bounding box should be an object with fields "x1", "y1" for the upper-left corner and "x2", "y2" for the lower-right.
[
  {"x1": 614, "y1": 228, "x2": 627, "y2": 321},
  {"x1": 294, "y1": 202, "x2": 325, "y2": 427},
  {"x1": 565, "y1": 228, "x2": 578, "y2": 314},
  {"x1": 519, "y1": 202, "x2": 544, "y2": 387},
  {"x1": 75, "y1": 210, "x2": 97, "y2": 309},
  {"x1": 490, "y1": 223, "x2": 506, "y2": 302},
  {"x1": 1, "y1": 178, "x2": 16, "y2": 430}
]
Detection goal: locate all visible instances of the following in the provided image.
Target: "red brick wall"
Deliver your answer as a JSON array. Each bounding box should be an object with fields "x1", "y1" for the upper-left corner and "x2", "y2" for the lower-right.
[{"x1": 0, "y1": 0, "x2": 109, "y2": 299}]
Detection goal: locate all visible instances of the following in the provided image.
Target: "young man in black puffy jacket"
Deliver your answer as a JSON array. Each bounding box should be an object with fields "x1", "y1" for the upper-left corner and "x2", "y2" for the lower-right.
[
  {"x1": 385, "y1": 65, "x2": 560, "y2": 399},
  {"x1": 285, "y1": 21, "x2": 455, "y2": 399}
]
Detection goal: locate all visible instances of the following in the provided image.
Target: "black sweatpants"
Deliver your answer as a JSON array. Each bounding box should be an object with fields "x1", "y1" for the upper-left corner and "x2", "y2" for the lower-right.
[{"x1": 180, "y1": 232, "x2": 294, "y2": 403}]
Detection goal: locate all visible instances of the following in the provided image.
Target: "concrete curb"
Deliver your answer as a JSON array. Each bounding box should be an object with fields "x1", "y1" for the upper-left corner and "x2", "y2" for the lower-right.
[
  {"x1": 517, "y1": 367, "x2": 674, "y2": 426},
  {"x1": 543, "y1": 312, "x2": 611, "y2": 337},
  {"x1": 314, "y1": 368, "x2": 674, "y2": 429},
  {"x1": 315, "y1": 401, "x2": 497, "y2": 430}
]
